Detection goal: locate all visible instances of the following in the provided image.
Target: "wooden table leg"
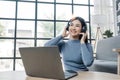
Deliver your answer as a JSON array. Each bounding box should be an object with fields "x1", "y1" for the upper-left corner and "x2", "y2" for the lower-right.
[{"x1": 118, "y1": 52, "x2": 120, "y2": 75}]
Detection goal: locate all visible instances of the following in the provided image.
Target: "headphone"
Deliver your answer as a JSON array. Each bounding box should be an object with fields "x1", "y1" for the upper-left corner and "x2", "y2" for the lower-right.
[
  {"x1": 81, "y1": 26, "x2": 87, "y2": 33},
  {"x1": 66, "y1": 20, "x2": 87, "y2": 33}
]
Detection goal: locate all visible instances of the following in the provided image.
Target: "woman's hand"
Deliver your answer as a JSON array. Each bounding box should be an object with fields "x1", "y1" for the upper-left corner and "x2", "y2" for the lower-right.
[
  {"x1": 62, "y1": 27, "x2": 69, "y2": 38},
  {"x1": 79, "y1": 31, "x2": 87, "y2": 44}
]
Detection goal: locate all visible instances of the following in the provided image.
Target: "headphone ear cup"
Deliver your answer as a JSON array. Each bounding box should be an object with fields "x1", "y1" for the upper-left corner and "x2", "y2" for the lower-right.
[
  {"x1": 66, "y1": 26, "x2": 69, "y2": 31},
  {"x1": 66, "y1": 23, "x2": 69, "y2": 31},
  {"x1": 66, "y1": 21, "x2": 70, "y2": 31},
  {"x1": 81, "y1": 26, "x2": 87, "y2": 32}
]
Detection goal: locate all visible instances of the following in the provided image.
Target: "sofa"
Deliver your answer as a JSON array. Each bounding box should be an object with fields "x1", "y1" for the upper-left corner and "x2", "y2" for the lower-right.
[{"x1": 88, "y1": 36, "x2": 120, "y2": 74}]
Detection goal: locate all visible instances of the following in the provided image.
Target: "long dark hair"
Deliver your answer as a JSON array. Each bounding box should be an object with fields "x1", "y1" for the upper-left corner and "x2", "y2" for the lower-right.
[{"x1": 66, "y1": 16, "x2": 88, "y2": 43}]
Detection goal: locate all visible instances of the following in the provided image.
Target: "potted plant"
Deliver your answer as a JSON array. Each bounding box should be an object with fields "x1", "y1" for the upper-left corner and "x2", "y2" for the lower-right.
[{"x1": 103, "y1": 30, "x2": 113, "y2": 38}]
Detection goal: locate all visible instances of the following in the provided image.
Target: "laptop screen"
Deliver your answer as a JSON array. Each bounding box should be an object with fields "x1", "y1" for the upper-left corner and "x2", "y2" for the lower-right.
[{"x1": 19, "y1": 46, "x2": 77, "y2": 79}]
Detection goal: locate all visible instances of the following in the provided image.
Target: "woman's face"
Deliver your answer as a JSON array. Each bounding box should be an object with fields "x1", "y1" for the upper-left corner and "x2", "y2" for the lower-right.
[{"x1": 69, "y1": 19, "x2": 82, "y2": 38}]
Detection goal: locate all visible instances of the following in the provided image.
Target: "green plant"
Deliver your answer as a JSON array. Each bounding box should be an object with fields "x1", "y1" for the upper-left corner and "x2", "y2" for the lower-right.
[{"x1": 103, "y1": 30, "x2": 113, "y2": 38}]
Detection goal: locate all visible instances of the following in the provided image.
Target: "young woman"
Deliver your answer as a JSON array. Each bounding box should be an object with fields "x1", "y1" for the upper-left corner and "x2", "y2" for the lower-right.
[{"x1": 44, "y1": 16, "x2": 94, "y2": 72}]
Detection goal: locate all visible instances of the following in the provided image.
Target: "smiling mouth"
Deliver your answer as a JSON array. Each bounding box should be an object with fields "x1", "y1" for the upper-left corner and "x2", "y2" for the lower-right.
[{"x1": 70, "y1": 30, "x2": 77, "y2": 33}]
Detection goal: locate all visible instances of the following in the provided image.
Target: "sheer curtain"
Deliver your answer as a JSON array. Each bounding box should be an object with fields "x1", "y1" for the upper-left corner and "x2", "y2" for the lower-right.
[
  {"x1": 92, "y1": 0, "x2": 115, "y2": 35},
  {"x1": 91, "y1": 0, "x2": 115, "y2": 53}
]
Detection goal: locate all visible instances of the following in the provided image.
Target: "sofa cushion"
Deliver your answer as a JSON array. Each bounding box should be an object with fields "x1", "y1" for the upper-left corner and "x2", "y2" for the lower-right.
[{"x1": 88, "y1": 60, "x2": 117, "y2": 74}]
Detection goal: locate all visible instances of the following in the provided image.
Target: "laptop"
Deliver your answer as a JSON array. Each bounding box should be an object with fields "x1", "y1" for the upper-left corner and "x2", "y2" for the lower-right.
[{"x1": 19, "y1": 46, "x2": 78, "y2": 80}]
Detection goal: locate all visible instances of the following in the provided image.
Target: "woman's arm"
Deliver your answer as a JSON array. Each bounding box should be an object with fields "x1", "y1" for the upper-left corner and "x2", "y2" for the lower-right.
[
  {"x1": 44, "y1": 35, "x2": 64, "y2": 46},
  {"x1": 81, "y1": 43, "x2": 94, "y2": 67},
  {"x1": 44, "y1": 27, "x2": 69, "y2": 47}
]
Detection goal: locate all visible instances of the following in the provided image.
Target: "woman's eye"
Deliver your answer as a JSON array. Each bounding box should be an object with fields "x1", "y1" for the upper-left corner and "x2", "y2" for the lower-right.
[{"x1": 76, "y1": 25, "x2": 80, "y2": 27}]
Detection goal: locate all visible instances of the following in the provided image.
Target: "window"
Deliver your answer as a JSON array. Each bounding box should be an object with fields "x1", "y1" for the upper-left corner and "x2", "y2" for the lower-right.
[{"x1": 0, "y1": 0, "x2": 94, "y2": 71}]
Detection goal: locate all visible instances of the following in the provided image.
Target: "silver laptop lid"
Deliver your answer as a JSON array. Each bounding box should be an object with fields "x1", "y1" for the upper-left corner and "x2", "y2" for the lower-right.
[{"x1": 19, "y1": 46, "x2": 65, "y2": 79}]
